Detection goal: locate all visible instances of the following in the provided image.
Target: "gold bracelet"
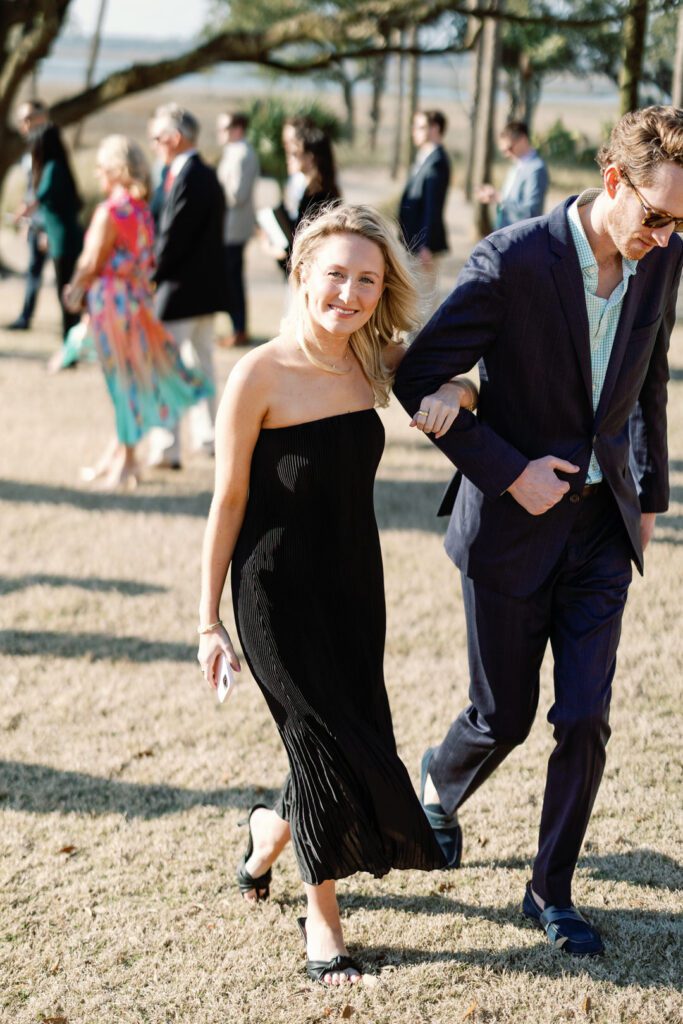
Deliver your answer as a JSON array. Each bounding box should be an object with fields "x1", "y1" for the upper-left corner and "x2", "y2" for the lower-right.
[{"x1": 197, "y1": 619, "x2": 223, "y2": 635}]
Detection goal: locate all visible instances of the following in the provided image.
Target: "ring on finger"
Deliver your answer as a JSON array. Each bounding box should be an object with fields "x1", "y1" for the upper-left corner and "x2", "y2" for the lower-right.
[{"x1": 416, "y1": 410, "x2": 428, "y2": 418}]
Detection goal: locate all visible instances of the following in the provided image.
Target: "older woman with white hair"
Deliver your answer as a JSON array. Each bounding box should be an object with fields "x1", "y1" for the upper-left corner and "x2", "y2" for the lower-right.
[
  {"x1": 64, "y1": 134, "x2": 211, "y2": 490},
  {"x1": 196, "y1": 204, "x2": 477, "y2": 985}
]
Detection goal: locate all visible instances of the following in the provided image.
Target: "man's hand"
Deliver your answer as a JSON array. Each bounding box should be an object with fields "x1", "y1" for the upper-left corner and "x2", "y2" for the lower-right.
[
  {"x1": 640, "y1": 512, "x2": 656, "y2": 550},
  {"x1": 507, "y1": 456, "x2": 580, "y2": 515}
]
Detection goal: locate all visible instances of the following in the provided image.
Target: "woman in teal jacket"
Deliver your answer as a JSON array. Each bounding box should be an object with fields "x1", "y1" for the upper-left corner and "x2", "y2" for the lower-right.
[{"x1": 30, "y1": 124, "x2": 84, "y2": 341}]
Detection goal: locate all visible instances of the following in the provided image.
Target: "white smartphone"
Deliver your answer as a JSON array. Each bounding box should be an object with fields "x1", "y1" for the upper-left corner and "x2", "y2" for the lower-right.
[{"x1": 216, "y1": 653, "x2": 236, "y2": 704}]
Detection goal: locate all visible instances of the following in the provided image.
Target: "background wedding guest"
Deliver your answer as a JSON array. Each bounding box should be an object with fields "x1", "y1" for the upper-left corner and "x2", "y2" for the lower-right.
[
  {"x1": 145, "y1": 103, "x2": 227, "y2": 470},
  {"x1": 29, "y1": 122, "x2": 83, "y2": 344},
  {"x1": 6, "y1": 99, "x2": 49, "y2": 331},
  {"x1": 63, "y1": 134, "x2": 212, "y2": 491},
  {"x1": 478, "y1": 121, "x2": 549, "y2": 228},
  {"x1": 398, "y1": 109, "x2": 451, "y2": 272},
  {"x1": 281, "y1": 114, "x2": 314, "y2": 221},
  {"x1": 216, "y1": 111, "x2": 260, "y2": 347}
]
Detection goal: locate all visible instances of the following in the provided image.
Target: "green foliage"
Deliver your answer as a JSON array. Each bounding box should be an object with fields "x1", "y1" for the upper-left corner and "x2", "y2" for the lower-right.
[
  {"x1": 536, "y1": 118, "x2": 598, "y2": 168},
  {"x1": 246, "y1": 96, "x2": 344, "y2": 181}
]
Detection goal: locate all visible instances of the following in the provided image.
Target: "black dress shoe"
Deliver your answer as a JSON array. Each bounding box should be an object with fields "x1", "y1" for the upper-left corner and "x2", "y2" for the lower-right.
[
  {"x1": 420, "y1": 747, "x2": 462, "y2": 868},
  {"x1": 6, "y1": 319, "x2": 30, "y2": 330},
  {"x1": 522, "y1": 882, "x2": 605, "y2": 956}
]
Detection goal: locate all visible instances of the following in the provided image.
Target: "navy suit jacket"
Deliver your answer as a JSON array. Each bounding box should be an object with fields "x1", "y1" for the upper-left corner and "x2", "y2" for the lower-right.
[
  {"x1": 399, "y1": 145, "x2": 451, "y2": 255},
  {"x1": 153, "y1": 153, "x2": 227, "y2": 321},
  {"x1": 393, "y1": 197, "x2": 682, "y2": 597}
]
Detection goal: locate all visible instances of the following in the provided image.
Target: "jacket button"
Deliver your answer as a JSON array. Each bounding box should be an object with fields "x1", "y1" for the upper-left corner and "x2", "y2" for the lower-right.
[{"x1": 569, "y1": 493, "x2": 580, "y2": 504}]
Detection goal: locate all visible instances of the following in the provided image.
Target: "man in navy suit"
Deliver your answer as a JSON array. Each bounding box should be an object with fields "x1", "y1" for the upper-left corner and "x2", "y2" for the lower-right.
[
  {"x1": 399, "y1": 109, "x2": 451, "y2": 274},
  {"x1": 394, "y1": 106, "x2": 683, "y2": 956},
  {"x1": 146, "y1": 104, "x2": 226, "y2": 469}
]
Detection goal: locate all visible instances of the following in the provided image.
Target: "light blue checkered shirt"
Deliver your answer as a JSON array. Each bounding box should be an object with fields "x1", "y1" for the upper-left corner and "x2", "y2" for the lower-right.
[{"x1": 567, "y1": 190, "x2": 638, "y2": 483}]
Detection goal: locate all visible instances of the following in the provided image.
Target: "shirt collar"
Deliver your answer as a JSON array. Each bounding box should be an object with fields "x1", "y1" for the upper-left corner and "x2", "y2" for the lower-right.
[
  {"x1": 567, "y1": 189, "x2": 638, "y2": 279},
  {"x1": 170, "y1": 148, "x2": 197, "y2": 177}
]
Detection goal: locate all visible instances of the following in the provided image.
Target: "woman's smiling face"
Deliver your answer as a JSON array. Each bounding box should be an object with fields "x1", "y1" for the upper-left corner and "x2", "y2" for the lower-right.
[{"x1": 302, "y1": 232, "x2": 385, "y2": 340}]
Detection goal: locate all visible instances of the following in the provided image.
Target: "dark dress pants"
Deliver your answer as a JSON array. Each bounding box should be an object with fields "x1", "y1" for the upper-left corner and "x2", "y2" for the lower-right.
[
  {"x1": 19, "y1": 226, "x2": 46, "y2": 326},
  {"x1": 53, "y1": 252, "x2": 81, "y2": 340},
  {"x1": 430, "y1": 486, "x2": 633, "y2": 906},
  {"x1": 224, "y1": 243, "x2": 246, "y2": 334}
]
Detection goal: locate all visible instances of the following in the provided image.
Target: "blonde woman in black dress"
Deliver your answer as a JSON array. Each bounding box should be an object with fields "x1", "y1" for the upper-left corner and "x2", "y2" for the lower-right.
[{"x1": 197, "y1": 204, "x2": 477, "y2": 985}]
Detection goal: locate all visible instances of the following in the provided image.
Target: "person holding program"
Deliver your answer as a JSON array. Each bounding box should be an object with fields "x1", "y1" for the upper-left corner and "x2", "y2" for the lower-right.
[
  {"x1": 196, "y1": 205, "x2": 477, "y2": 985},
  {"x1": 477, "y1": 120, "x2": 548, "y2": 228},
  {"x1": 63, "y1": 135, "x2": 212, "y2": 491},
  {"x1": 394, "y1": 105, "x2": 683, "y2": 958}
]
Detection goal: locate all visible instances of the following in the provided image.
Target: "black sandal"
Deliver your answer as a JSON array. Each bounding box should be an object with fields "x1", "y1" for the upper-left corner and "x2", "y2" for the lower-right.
[
  {"x1": 297, "y1": 917, "x2": 362, "y2": 984},
  {"x1": 236, "y1": 804, "x2": 272, "y2": 902}
]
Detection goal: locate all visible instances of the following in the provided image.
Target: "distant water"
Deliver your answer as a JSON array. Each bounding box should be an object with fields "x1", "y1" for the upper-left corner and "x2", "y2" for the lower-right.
[{"x1": 38, "y1": 33, "x2": 618, "y2": 106}]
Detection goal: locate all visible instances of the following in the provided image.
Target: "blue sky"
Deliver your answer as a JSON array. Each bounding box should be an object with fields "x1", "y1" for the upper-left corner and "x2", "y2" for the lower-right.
[{"x1": 70, "y1": 0, "x2": 211, "y2": 40}]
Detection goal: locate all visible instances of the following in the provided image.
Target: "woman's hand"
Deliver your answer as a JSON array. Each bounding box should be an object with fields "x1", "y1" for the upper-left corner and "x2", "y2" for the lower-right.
[
  {"x1": 62, "y1": 282, "x2": 85, "y2": 314},
  {"x1": 410, "y1": 381, "x2": 468, "y2": 438},
  {"x1": 197, "y1": 623, "x2": 242, "y2": 691}
]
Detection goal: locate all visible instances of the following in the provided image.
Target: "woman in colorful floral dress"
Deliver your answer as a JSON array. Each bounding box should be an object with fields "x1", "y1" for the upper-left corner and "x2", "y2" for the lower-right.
[{"x1": 64, "y1": 134, "x2": 212, "y2": 490}]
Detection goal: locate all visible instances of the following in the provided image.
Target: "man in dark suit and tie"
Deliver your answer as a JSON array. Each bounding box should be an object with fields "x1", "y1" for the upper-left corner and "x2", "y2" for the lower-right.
[
  {"x1": 394, "y1": 106, "x2": 683, "y2": 957},
  {"x1": 147, "y1": 103, "x2": 227, "y2": 468},
  {"x1": 398, "y1": 110, "x2": 451, "y2": 276}
]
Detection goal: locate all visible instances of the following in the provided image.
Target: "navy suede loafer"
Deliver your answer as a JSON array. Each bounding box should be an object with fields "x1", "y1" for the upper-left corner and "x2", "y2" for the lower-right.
[
  {"x1": 522, "y1": 882, "x2": 605, "y2": 957},
  {"x1": 419, "y1": 747, "x2": 462, "y2": 868}
]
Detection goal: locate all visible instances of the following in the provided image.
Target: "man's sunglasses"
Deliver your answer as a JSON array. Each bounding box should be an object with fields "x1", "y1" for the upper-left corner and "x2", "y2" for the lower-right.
[{"x1": 621, "y1": 169, "x2": 683, "y2": 232}]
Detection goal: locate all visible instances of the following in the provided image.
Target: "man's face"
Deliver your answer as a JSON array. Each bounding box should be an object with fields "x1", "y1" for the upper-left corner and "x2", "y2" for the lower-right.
[
  {"x1": 150, "y1": 119, "x2": 184, "y2": 163},
  {"x1": 499, "y1": 132, "x2": 523, "y2": 160},
  {"x1": 412, "y1": 115, "x2": 430, "y2": 148},
  {"x1": 606, "y1": 162, "x2": 683, "y2": 261}
]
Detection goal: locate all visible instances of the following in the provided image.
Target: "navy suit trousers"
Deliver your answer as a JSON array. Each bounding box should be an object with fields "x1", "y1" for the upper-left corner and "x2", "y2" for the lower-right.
[{"x1": 431, "y1": 485, "x2": 633, "y2": 906}]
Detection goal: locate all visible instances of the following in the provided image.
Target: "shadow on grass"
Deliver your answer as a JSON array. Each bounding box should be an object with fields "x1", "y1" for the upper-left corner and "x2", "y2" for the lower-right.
[
  {"x1": 0, "y1": 476, "x2": 449, "y2": 533},
  {"x1": 357, "y1": 928, "x2": 681, "y2": 989},
  {"x1": 461, "y1": 851, "x2": 683, "y2": 892},
  {"x1": 0, "y1": 760, "x2": 280, "y2": 818},
  {"x1": 0, "y1": 629, "x2": 195, "y2": 661},
  {"x1": 341, "y1": 893, "x2": 682, "y2": 989},
  {"x1": 0, "y1": 477, "x2": 212, "y2": 517},
  {"x1": 0, "y1": 347, "x2": 49, "y2": 362},
  {"x1": 0, "y1": 574, "x2": 166, "y2": 596}
]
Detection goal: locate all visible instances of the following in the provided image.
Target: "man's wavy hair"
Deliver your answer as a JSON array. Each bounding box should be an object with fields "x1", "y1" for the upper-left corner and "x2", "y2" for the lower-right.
[{"x1": 597, "y1": 105, "x2": 683, "y2": 186}]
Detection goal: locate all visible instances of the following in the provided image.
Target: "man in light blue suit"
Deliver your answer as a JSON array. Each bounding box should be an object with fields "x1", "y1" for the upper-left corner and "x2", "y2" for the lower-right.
[{"x1": 479, "y1": 121, "x2": 548, "y2": 228}]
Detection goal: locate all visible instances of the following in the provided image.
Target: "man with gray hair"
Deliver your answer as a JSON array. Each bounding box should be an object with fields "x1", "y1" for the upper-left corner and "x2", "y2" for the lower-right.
[{"x1": 147, "y1": 103, "x2": 227, "y2": 468}]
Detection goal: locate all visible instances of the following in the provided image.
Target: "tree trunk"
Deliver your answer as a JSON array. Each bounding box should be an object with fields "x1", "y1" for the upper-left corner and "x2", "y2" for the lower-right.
[
  {"x1": 464, "y1": 27, "x2": 484, "y2": 201},
  {"x1": 407, "y1": 25, "x2": 420, "y2": 166},
  {"x1": 472, "y1": 1, "x2": 504, "y2": 237},
  {"x1": 390, "y1": 28, "x2": 406, "y2": 181},
  {"x1": 673, "y1": 8, "x2": 683, "y2": 107},
  {"x1": 341, "y1": 71, "x2": 355, "y2": 144},
  {"x1": 369, "y1": 51, "x2": 387, "y2": 152},
  {"x1": 73, "y1": 0, "x2": 108, "y2": 149},
  {"x1": 618, "y1": 0, "x2": 648, "y2": 115}
]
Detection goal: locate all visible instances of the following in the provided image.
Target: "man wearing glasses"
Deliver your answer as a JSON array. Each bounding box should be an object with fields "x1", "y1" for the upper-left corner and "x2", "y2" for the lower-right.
[{"x1": 394, "y1": 106, "x2": 683, "y2": 957}]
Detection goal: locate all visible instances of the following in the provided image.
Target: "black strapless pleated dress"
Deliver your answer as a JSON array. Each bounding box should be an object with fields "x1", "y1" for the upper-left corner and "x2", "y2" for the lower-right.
[{"x1": 231, "y1": 409, "x2": 445, "y2": 884}]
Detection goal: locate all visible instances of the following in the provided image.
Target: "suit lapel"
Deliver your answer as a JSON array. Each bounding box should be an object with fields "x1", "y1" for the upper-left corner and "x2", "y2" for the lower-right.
[
  {"x1": 549, "y1": 199, "x2": 593, "y2": 405},
  {"x1": 594, "y1": 265, "x2": 644, "y2": 424}
]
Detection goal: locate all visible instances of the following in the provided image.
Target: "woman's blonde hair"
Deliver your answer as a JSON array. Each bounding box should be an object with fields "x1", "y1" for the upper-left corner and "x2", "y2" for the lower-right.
[
  {"x1": 97, "y1": 134, "x2": 151, "y2": 200},
  {"x1": 286, "y1": 203, "x2": 422, "y2": 407}
]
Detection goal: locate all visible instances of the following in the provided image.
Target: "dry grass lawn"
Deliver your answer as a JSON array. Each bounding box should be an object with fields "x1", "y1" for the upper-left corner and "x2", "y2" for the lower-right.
[{"x1": 0, "y1": 223, "x2": 682, "y2": 1024}]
